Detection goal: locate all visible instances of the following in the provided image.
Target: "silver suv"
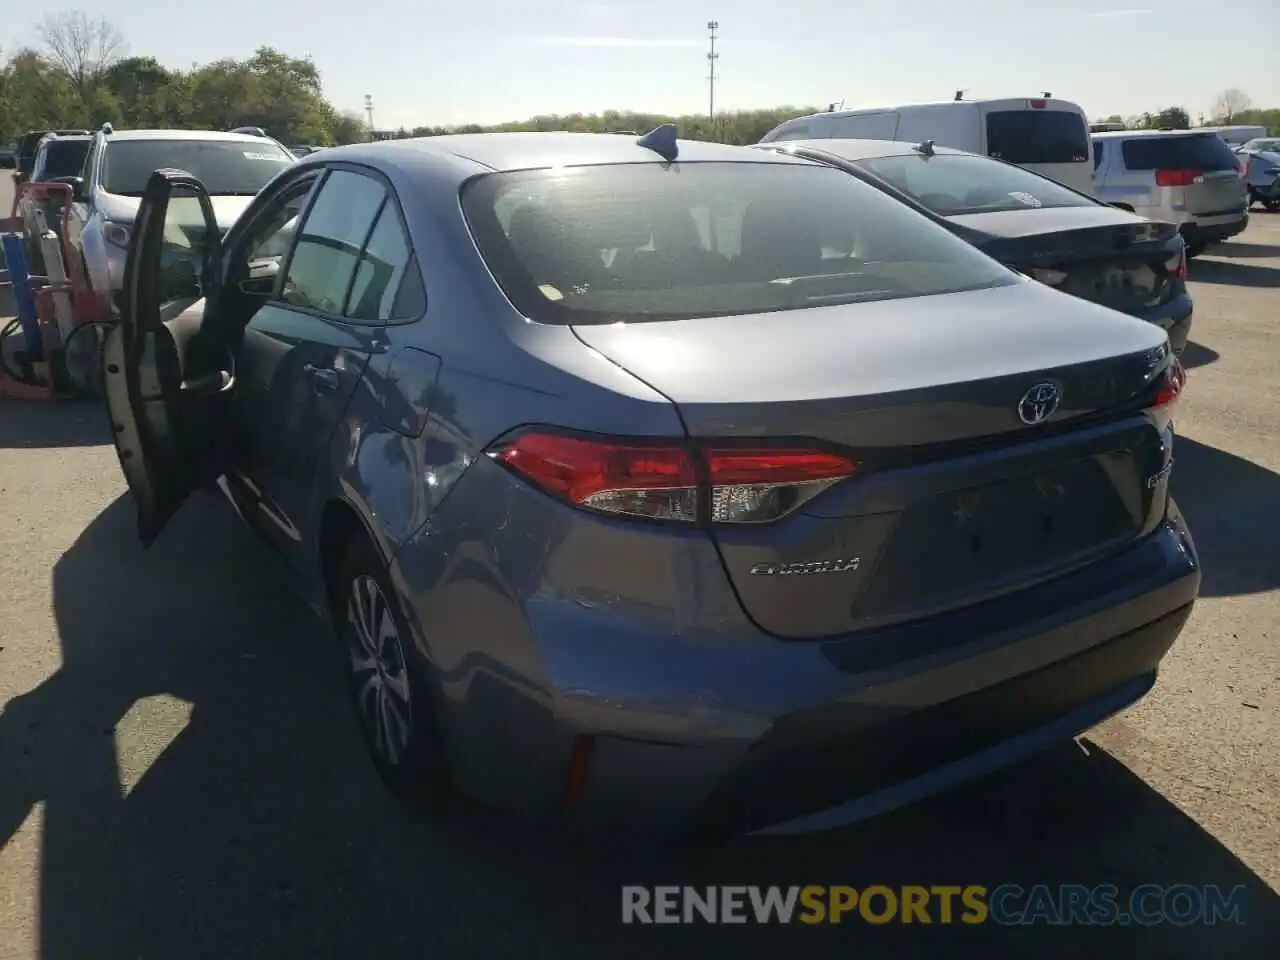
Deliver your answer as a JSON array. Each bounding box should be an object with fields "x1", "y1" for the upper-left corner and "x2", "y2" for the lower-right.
[
  {"x1": 1091, "y1": 130, "x2": 1248, "y2": 257},
  {"x1": 57, "y1": 124, "x2": 296, "y2": 310}
]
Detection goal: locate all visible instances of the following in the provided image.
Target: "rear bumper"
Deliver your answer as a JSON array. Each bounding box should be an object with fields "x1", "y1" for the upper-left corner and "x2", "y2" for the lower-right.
[
  {"x1": 1180, "y1": 214, "x2": 1248, "y2": 246},
  {"x1": 414, "y1": 501, "x2": 1200, "y2": 838}
]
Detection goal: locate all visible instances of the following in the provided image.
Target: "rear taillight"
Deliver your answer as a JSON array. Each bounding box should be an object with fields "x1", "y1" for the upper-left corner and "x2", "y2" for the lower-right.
[
  {"x1": 1241, "y1": 159, "x2": 1250, "y2": 178},
  {"x1": 1153, "y1": 358, "x2": 1186, "y2": 409},
  {"x1": 1029, "y1": 99, "x2": 1047, "y2": 109},
  {"x1": 488, "y1": 430, "x2": 858, "y2": 524},
  {"x1": 1165, "y1": 245, "x2": 1187, "y2": 280},
  {"x1": 1154, "y1": 169, "x2": 1203, "y2": 187}
]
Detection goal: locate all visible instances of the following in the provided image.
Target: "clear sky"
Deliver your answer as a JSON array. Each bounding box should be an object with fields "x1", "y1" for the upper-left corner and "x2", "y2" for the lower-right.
[{"x1": 4, "y1": 1, "x2": 1277, "y2": 129}]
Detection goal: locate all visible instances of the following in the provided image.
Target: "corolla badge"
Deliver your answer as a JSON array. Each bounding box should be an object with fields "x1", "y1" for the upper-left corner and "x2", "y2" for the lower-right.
[
  {"x1": 750, "y1": 558, "x2": 861, "y2": 576},
  {"x1": 1018, "y1": 381, "x2": 1062, "y2": 425}
]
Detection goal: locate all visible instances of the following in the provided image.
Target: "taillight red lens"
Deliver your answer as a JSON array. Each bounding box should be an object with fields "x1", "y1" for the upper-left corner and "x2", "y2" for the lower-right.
[
  {"x1": 1154, "y1": 359, "x2": 1186, "y2": 409},
  {"x1": 1155, "y1": 169, "x2": 1200, "y2": 187},
  {"x1": 1029, "y1": 99, "x2": 1047, "y2": 109},
  {"x1": 488, "y1": 431, "x2": 858, "y2": 524},
  {"x1": 488, "y1": 432, "x2": 699, "y2": 521}
]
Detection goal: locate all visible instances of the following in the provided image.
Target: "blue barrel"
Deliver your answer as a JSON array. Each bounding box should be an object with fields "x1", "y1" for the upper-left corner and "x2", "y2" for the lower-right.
[{"x1": 1, "y1": 233, "x2": 42, "y2": 357}]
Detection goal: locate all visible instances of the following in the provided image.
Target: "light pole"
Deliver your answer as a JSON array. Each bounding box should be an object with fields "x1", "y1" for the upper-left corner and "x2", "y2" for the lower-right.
[
  {"x1": 707, "y1": 21, "x2": 719, "y2": 137},
  {"x1": 364, "y1": 95, "x2": 375, "y2": 139}
]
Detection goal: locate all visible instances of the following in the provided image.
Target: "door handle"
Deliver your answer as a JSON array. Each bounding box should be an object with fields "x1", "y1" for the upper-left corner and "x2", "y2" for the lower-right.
[{"x1": 304, "y1": 363, "x2": 339, "y2": 391}]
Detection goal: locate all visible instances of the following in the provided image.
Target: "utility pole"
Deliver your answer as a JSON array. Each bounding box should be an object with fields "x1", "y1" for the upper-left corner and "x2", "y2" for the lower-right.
[
  {"x1": 706, "y1": 21, "x2": 719, "y2": 137},
  {"x1": 364, "y1": 94, "x2": 375, "y2": 139}
]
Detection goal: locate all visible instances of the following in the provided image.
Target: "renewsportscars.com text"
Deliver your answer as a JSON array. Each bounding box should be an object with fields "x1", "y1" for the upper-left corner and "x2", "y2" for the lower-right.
[{"x1": 621, "y1": 884, "x2": 1248, "y2": 926}]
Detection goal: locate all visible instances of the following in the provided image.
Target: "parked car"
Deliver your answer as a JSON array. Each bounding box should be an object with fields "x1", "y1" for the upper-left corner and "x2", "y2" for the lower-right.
[
  {"x1": 46, "y1": 123, "x2": 295, "y2": 311},
  {"x1": 16, "y1": 132, "x2": 94, "y2": 272},
  {"x1": 1091, "y1": 129, "x2": 1248, "y2": 256},
  {"x1": 756, "y1": 138, "x2": 1193, "y2": 354},
  {"x1": 102, "y1": 131, "x2": 1197, "y2": 838},
  {"x1": 760, "y1": 97, "x2": 1095, "y2": 195},
  {"x1": 1234, "y1": 140, "x2": 1280, "y2": 211},
  {"x1": 10, "y1": 129, "x2": 91, "y2": 186}
]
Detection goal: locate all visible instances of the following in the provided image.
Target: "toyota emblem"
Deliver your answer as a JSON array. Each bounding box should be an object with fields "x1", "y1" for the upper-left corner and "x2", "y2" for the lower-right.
[{"x1": 1018, "y1": 381, "x2": 1062, "y2": 425}]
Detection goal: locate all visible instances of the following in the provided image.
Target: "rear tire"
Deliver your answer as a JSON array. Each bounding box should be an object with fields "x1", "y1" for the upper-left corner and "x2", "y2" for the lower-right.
[{"x1": 335, "y1": 535, "x2": 454, "y2": 811}]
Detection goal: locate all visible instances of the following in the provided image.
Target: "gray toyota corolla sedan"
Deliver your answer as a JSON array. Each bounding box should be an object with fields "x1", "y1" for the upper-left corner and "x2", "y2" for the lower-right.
[{"x1": 103, "y1": 127, "x2": 1199, "y2": 839}]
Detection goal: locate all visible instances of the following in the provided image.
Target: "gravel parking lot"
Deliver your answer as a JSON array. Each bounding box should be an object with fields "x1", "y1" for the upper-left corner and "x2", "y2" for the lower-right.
[{"x1": 1, "y1": 174, "x2": 1277, "y2": 959}]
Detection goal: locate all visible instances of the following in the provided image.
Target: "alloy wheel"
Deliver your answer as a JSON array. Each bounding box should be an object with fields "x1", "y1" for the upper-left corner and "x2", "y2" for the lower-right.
[{"x1": 346, "y1": 573, "x2": 413, "y2": 767}]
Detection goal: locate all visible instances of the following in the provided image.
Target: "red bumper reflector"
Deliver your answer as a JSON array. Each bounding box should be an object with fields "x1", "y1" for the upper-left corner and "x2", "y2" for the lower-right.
[{"x1": 561, "y1": 734, "x2": 596, "y2": 813}]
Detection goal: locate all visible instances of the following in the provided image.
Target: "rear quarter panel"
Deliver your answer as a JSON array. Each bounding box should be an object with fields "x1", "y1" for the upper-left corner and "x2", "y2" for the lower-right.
[{"x1": 307, "y1": 153, "x2": 688, "y2": 609}]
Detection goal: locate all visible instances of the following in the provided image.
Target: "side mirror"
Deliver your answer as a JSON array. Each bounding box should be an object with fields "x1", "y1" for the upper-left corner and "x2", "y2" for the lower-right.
[{"x1": 50, "y1": 175, "x2": 86, "y2": 201}]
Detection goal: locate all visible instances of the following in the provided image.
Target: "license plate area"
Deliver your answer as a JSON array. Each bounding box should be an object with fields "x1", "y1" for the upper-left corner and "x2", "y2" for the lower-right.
[
  {"x1": 859, "y1": 456, "x2": 1141, "y2": 616},
  {"x1": 1060, "y1": 261, "x2": 1162, "y2": 310}
]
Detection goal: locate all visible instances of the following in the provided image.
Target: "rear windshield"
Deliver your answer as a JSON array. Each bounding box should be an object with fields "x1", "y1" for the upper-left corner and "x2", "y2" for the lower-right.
[
  {"x1": 985, "y1": 110, "x2": 1090, "y2": 165},
  {"x1": 854, "y1": 152, "x2": 1095, "y2": 216},
  {"x1": 101, "y1": 140, "x2": 294, "y2": 196},
  {"x1": 37, "y1": 140, "x2": 90, "y2": 179},
  {"x1": 460, "y1": 162, "x2": 1015, "y2": 325},
  {"x1": 1120, "y1": 134, "x2": 1240, "y2": 171}
]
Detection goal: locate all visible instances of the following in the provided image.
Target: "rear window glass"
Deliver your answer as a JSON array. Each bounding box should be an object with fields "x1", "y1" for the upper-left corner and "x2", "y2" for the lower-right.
[
  {"x1": 460, "y1": 162, "x2": 1014, "y2": 325},
  {"x1": 986, "y1": 110, "x2": 1090, "y2": 165},
  {"x1": 101, "y1": 140, "x2": 293, "y2": 196},
  {"x1": 38, "y1": 140, "x2": 90, "y2": 179},
  {"x1": 1120, "y1": 134, "x2": 1240, "y2": 171},
  {"x1": 854, "y1": 153, "x2": 1095, "y2": 216}
]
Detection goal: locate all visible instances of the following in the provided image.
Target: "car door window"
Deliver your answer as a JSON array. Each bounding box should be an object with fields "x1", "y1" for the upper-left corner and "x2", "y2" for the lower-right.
[
  {"x1": 229, "y1": 175, "x2": 320, "y2": 296},
  {"x1": 281, "y1": 169, "x2": 386, "y2": 315},
  {"x1": 1093, "y1": 142, "x2": 1105, "y2": 170},
  {"x1": 344, "y1": 203, "x2": 413, "y2": 322}
]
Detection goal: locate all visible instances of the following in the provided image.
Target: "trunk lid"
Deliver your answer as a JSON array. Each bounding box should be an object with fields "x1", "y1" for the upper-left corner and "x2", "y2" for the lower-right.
[
  {"x1": 954, "y1": 206, "x2": 1184, "y2": 315},
  {"x1": 573, "y1": 280, "x2": 1172, "y2": 638}
]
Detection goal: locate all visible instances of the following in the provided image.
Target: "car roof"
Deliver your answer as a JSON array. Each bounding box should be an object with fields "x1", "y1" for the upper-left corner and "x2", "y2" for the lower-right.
[
  {"x1": 39, "y1": 134, "x2": 93, "y2": 145},
  {"x1": 306, "y1": 131, "x2": 814, "y2": 175},
  {"x1": 105, "y1": 129, "x2": 280, "y2": 143},
  {"x1": 1091, "y1": 129, "x2": 1220, "y2": 140},
  {"x1": 760, "y1": 138, "x2": 972, "y2": 161}
]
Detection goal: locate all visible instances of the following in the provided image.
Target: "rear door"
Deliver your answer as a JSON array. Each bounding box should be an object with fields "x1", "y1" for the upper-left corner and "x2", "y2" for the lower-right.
[
  {"x1": 102, "y1": 168, "x2": 234, "y2": 546},
  {"x1": 1121, "y1": 134, "x2": 1247, "y2": 217},
  {"x1": 228, "y1": 165, "x2": 409, "y2": 568},
  {"x1": 982, "y1": 101, "x2": 1094, "y2": 194}
]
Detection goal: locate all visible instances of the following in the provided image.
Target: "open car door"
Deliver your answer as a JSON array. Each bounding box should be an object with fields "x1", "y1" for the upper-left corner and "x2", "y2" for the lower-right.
[{"x1": 102, "y1": 168, "x2": 234, "y2": 546}]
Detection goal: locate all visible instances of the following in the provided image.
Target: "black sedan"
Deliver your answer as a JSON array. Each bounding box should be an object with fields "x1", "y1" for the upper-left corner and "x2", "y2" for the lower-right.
[{"x1": 755, "y1": 138, "x2": 1192, "y2": 355}]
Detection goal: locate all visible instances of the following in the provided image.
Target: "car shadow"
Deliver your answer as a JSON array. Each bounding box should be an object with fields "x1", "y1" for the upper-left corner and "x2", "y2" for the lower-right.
[
  {"x1": 0, "y1": 492, "x2": 1275, "y2": 958},
  {"x1": 1171, "y1": 436, "x2": 1280, "y2": 597},
  {"x1": 1210, "y1": 241, "x2": 1280, "y2": 258},
  {"x1": 1188, "y1": 258, "x2": 1280, "y2": 288},
  {"x1": 1178, "y1": 341, "x2": 1219, "y2": 370},
  {"x1": 0, "y1": 395, "x2": 107, "y2": 449}
]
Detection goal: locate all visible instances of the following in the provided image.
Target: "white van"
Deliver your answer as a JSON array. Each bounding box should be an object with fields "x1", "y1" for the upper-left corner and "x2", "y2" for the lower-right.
[{"x1": 759, "y1": 97, "x2": 1095, "y2": 194}]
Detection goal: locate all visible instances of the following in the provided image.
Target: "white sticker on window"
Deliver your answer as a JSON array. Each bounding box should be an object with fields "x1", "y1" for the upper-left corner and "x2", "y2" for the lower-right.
[
  {"x1": 243, "y1": 152, "x2": 289, "y2": 162},
  {"x1": 1009, "y1": 191, "x2": 1042, "y2": 207}
]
